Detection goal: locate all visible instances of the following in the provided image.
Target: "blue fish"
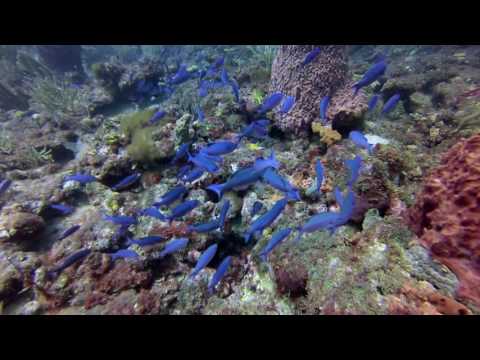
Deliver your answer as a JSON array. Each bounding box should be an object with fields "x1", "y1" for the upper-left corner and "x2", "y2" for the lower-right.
[
  {"x1": 279, "y1": 95, "x2": 296, "y2": 114},
  {"x1": 196, "y1": 106, "x2": 205, "y2": 123},
  {"x1": 230, "y1": 79, "x2": 240, "y2": 103},
  {"x1": 195, "y1": 152, "x2": 223, "y2": 164},
  {"x1": 349, "y1": 131, "x2": 374, "y2": 155},
  {"x1": 153, "y1": 185, "x2": 187, "y2": 208},
  {"x1": 57, "y1": 225, "x2": 80, "y2": 241},
  {"x1": 170, "y1": 64, "x2": 191, "y2": 85},
  {"x1": 320, "y1": 96, "x2": 330, "y2": 124},
  {"x1": 189, "y1": 243, "x2": 218, "y2": 279},
  {"x1": 237, "y1": 120, "x2": 270, "y2": 141},
  {"x1": 334, "y1": 187, "x2": 345, "y2": 208},
  {"x1": 258, "y1": 92, "x2": 284, "y2": 114},
  {"x1": 259, "y1": 228, "x2": 292, "y2": 261},
  {"x1": 254, "y1": 150, "x2": 279, "y2": 172},
  {"x1": 201, "y1": 141, "x2": 237, "y2": 156},
  {"x1": 181, "y1": 167, "x2": 205, "y2": 183},
  {"x1": 244, "y1": 198, "x2": 288, "y2": 243},
  {"x1": 207, "y1": 166, "x2": 265, "y2": 200},
  {"x1": 208, "y1": 256, "x2": 232, "y2": 294},
  {"x1": 149, "y1": 110, "x2": 166, "y2": 125},
  {"x1": 221, "y1": 67, "x2": 230, "y2": 85},
  {"x1": 251, "y1": 201, "x2": 263, "y2": 217},
  {"x1": 126, "y1": 236, "x2": 165, "y2": 247},
  {"x1": 335, "y1": 188, "x2": 356, "y2": 224},
  {"x1": 198, "y1": 82, "x2": 209, "y2": 97},
  {"x1": 219, "y1": 200, "x2": 230, "y2": 232},
  {"x1": 171, "y1": 143, "x2": 191, "y2": 164},
  {"x1": 188, "y1": 219, "x2": 220, "y2": 233},
  {"x1": 167, "y1": 200, "x2": 200, "y2": 223},
  {"x1": 0, "y1": 179, "x2": 12, "y2": 195},
  {"x1": 345, "y1": 155, "x2": 363, "y2": 187},
  {"x1": 177, "y1": 165, "x2": 192, "y2": 180},
  {"x1": 382, "y1": 93, "x2": 401, "y2": 115},
  {"x1": 295, "y1": 211, "x2": 344, "y2": 242},
  {"x1": 352, "y1": 60, "x2": 387, "y2": 96},
  {"x1": 50, "y1": 204, "x2": 74, "y2": 215},
  {"x1": 140, "y1": 207, "x2": 166, "y2": 220},
  {"x1": 206, "y1": 57, "x2": 224, "y2": 77},
  {"x1": 111, "y1": 173, "x2": 141, "y2": 191},
  {"x1": 110, "y1": 249, "x2": 139, "y2": 261},
  {"x1": 302, "y1": 47, "x2": 321, "y2": 66},
  {"x1": 103, "y1": 215, "x2": 137, "y2": 226},
  {"x1": 159, "y1": 238, "x2": 189, "y2": 258},
  {"x1": 368, "y1": 94, "x2": 379, "y2": 112},
  {"x1": 187, "y1": 152, "x2": 219, "y2": 173},
  {"x1": 64, "y1": 173, "x2": 96, "y2": 185},
  {"x1": 262, "y1": 168, "x2": 297, "y2": 195},
  {"x1": 315, "y1": 160, "x2": 324, "y2": 193},
  {"x1": 48, "y1": 248, "x2": 91, "y2": 275}
]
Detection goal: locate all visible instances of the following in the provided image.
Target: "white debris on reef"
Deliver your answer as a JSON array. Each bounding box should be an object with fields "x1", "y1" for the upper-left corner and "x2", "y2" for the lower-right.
[{"x1": 365, "y1": 134, "x2": 390, "y2": 146}]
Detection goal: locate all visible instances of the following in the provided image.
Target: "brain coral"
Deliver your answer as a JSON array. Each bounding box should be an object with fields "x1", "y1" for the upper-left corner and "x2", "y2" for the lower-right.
[
  {"x1": 408, "y1": 134, "x2": 480, "y2": 308},
  {"x1": 269, "y1": 45, "x2": 367, "y2": 135}
]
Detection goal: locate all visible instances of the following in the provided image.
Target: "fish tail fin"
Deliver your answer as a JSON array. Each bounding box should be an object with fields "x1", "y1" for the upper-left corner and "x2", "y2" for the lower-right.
[
  {"x1": 368, "y1": 144, "x2": 374, "y2": 155},
  {"x1": 206, "y1": 183, "x2": 225, "y2": 200},
  {"x1": 352, "y1": 84, "x2": 360, "y2": 97},
  {"x1": 244, "y1": 232, "x2": 252, "y2": 244}
]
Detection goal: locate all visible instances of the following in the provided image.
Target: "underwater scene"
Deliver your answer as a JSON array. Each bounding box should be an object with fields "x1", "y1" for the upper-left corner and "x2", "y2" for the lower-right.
[{"x1": 0, "y1": 45, "x2": 479, "y2": 315}]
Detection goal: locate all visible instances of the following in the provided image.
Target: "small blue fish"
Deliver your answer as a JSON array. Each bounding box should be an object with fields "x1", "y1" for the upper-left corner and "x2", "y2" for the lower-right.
[
  {"x1": 335, "y1": 188, "x2": 356, "y2": 224},
  {"x1": 187, "y1": 152, "x2": 219, "y2": 173},
  {"x1": 140, "y1": 207, "x2": 166, "y2": 220},
  {"x1": 208, "y1": 256, "x2": 232, "y2": 294},
  {"x1": 188, "y1": 219, "x2": 220, "y2": 233},
  {"x1": 320, "y1": 96, "x2": 330, "y2": 124},
  {"x1": 279, "y1": 95, "x2": 295, "y2": 114},
  {"x1": 64, "y1": 173, "x2": 96, "y2": 185},
  {"x1": 251, "y1": 201, "x2": 263, "y2": 217},
  {"x1": 110, "y1": 249, "x2": 139, "y2": 261},
  {"x1": 262, "y1": 168, "x2": 297, "y2": 194},
  {"x1": 201, "y1": 141, "x2": 237, "y2": 156},
  {"x1": 159, "y1": 238, "x2": 189, "y2": 258},
  {"x1": 345, "y1": 155, "x2": 363, "y2": 187},
  {"x1": 177, "y1": 165, "x2": 192, "y2": 180},
  {"x1": 259, "y1": 228, "x2": 292, "y2": 261},
  {"x1": 0, "y1": 179, "x2": 12, "y2": 195},
  {"x1": 167, "y1": 200, "x2": 200, "y2": 223},
  {"x1": 149, "y1": 110, "x2": 166, "y2": 125},
  {"x1": 368, "y1": 94, "x2": 379, "y2": 112},
  {"x1": 352, "y1": 60, "x2": 387, "y2": 96},
  {"x1": 103, "y1": 215, "x2": 137, "y2": 226},
  {"x1": 244, "y1": 198, "x2": 288, "y2": 243},
  {"x1": 153, "y1": 185, "x2": 187, "y2": 208},
  {"x1": 219, "y1": 200, "x2": 230, "y2": 232},
  {"x1": 334, "y1": 187, "x2": 345, "y2": 208},
  {"x1": 315, "y1": 160, "x2": 324, "y2": 193},
  {"x1": 126, "y1": 236, "x2": 165, "y2": 247},
  {"x1": 198, "y1": 81, "x2": 209, "y2": 97},
  {"x1": 57, "y1": 225, "x2": 80, "y2": 241},
  {"x1": 349, "y1": 131, "x2": 374, "y2": 155},
  {"x1": 237, "y1": 120, "x2": 270, "y2": 141},
  {"x1": 171, "y1": 143, "x2": 191, "y2": 164},
  {"x1": 48, "y1": 248, "x2": 91, "y2": 275},
  {"x1": 206, "y1": 56, "x2": 225, "y2": 77},
  {"x1": 302, "y1": 47, "x2": 321, "y2": 66},
  {"x1": 295, "y1": 211, "x2": 344, "y2": 242},
  {"x1": 258, "y1": 92, "x2": 284, "y2": 114},
  {"x1": 254, "y1": 150, "x2": 280, "y2": 172},
  {"x1": 196, "y1": 106, "x2": 205, "y2": 123},
  {"x1": 170, "y1": 64, "x2": 191, "y2": 85},
  {"x1": 190, "y1": 243, "x2": 218, "y2": 279},
  {"x1": 50, "y1": 204, "x2": 74, "y2": 215},
  {"x1": 382, "y1": 93, "x2": 401, "y2": 115},
  {"x1": 111, "y1": 173, "x2": 141, "y2": 191},
  {"x1": 207, "y1": 166, "x2": 264, "y2": 200},
  {"x1": 181, "y1": 167, "x2": 205, "y2": 183},
  {"x1": 230, "y1": 79, "x2": 240, "y2": 103},
  {"x1": 221, "y1": 67, "x2": 230, "y2": 85}
]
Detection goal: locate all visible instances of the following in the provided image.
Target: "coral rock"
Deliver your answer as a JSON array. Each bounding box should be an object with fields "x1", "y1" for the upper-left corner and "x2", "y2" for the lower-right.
[
  {"x1": 0, "y1": 212, "x2": 45, "y2": 243},
  {"x1": 408, "y1": 134, "x2": 480, "y2": 307}
]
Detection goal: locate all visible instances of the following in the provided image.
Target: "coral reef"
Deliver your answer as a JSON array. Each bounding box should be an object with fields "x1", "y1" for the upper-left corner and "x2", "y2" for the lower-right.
[{"x1": 408, "y1": 134, "x2": 480, "y2": 308}]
